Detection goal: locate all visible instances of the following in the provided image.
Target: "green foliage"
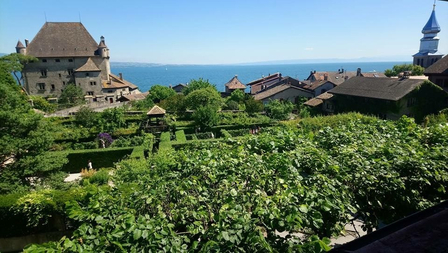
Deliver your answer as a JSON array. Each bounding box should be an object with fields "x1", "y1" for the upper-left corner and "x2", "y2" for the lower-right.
[
  {"x1": 30, "y1": 96, "x2": 57, "y2": 113},
  {"x1": 74, "y1": 106, "x2": 98, "y2": 128},
  {"x1": 0, "y1": 53, "x2": 38, "y2": 85},
  {"x1": 384, "y1": 64, "x2": 425, "y2": 77},
  {"x1": 130, "y1": 146, "x2": 145, "y2": 159},
  {"x1": 228, "y1": 89, "x2": 245, "y2": 103},
  {"x1": 148, "y1": 84, "x2": 177, "y2": 103},
  {"x1": 159, "y1": 132, "x2": 173, "y2": 151},
  {"x1": 58, "y1": 84, "x2": 84, "y2": 106},
  {"x1": 185, "y1": 87, "x2": 223, "y2": 110},
  {"x1": 224, "y1": 100, "x2": 239, "y2": 110},
  {"x1": 219, "y1": 112, "x2": 272, "y2": 126},
  {"x1": 244, "y1": 96, "x2": 264, "y2": 115},
  {"x1": 192, "y1": 105, "x2": 220, "y2": 129},
  {"x1": 159, "y1": 94, "x2": 187, "y2": 115},
  {"x1": 99, "y1": 107, "x2": 125, "y2": 132},
  {"x1": 220, "y1": 129, "x2": 232, "y2": 138},
  {"x1": 265, "y1": 99, "x2": 294, "y2": 120},
  {"x1": 182, "y1": 78, "x2": 217, "y2": 96},
  {"x1": 408, "y1": 80, "x2": 448, "y2": 122},
  {"x1": 0, "y1": 62, "x2": 67, "y2": 194},
  {"x1": 175, "y1": 130, "x2": 187, "y2": 142},
  {"x1": 87, "y1": 169, "x2": 110, "y2": 185},
  {"x1": 60, "y1": 147, "x2": 134, "y2": 173},
  {"x1": 131, "y1": 97, "x2": 154, "y2": 111}
]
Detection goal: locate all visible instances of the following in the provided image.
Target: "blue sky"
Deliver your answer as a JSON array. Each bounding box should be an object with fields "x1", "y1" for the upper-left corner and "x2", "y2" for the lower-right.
[{"x1": 1, "y1": 0, "x2": 447, "y2": 64}]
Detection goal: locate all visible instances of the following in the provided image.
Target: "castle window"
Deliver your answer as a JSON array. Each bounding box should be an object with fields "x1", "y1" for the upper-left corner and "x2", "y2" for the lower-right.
[
  {"x1": 86, "y1": 73, "x2": 89, "y2": 77},
  {"x1": 40, "y1": 69, "x2": 47, "y2": 77},
  {"x1": 51, "y1": 84, "x2": 55, "y2": 90},
  {"x1": 67, "y1": 69, "x2": 74, "y2": 75},
  {"x1": 63, "y1": 81, "x2": 66, "y2": 85},
  {"x1": 59, "y1": 73, "x2": 61, "y2": 78},
  {"x1": 90, "y1": 81, "x2": 97, "y2": 86},
  {"x1": 87, "y1": 91, "x2": 94, "y2": 96},
  {"x1": 55, "y1": 59, "x2": 60, "y2": 62},
  {"x1": 37, "y1": 83, "x2": 46, "y2": 90},
  {"x1": 68, "y1": 59, "x2": 73, "y2": 62},
  {"x1": 42, "y1": 59, "x2": 47, "y2": 63}
]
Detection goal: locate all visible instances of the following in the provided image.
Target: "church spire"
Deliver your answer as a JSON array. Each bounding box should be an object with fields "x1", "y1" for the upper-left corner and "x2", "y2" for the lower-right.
[{"x1": 422, "y1": 4, "x2": 441, "y2": 34}]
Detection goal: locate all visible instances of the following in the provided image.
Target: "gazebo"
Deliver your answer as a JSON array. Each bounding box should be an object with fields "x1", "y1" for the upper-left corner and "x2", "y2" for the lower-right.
[{"x1": 141, "y1": 105, "x2": 167, "y2": 133}]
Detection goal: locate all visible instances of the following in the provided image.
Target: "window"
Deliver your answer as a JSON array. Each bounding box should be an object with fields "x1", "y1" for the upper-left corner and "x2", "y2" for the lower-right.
[
  {"x1": 51, "y1": 84, "x2": 55, "y2": 90},
  {"x1": 67, "y1": 69, "x2": 74, "y2": 75},
  {"x1": 407, "y1": 97, "x2": 417, "y2": 107},
  {"x1": 58, "y1": 73, "x2": 62, "y2": 78},
  {"x1": 107, "y1": 90, "x2": 114, "y2": 93},
  {"x1": 55, "y1": 59, "x2": 60, "y2": 62},
  {"x1": 42, "y1": 59, "x2": 47, "y2": 63},
  {"x1": 40, "y1": 69, "x2": 47, "y2": 77},
  {"x1": 90, "y1": 81, "x2": 97, "y2": 86},
  {"x1": 37, "y1": 83, "x2": 45, "y2": 90},
  {"x1": 68, "y1": 59, "x2": 73, "y2": 62},
  {"x1": 86, "y1": 73, "x2": 89, "y2": 77},
  {"x1": 63, "y1": 81, "x2": 66, "y2": 85},
  {"x1": 87, "y1": 91, "x2": 94, "y2": 96}
]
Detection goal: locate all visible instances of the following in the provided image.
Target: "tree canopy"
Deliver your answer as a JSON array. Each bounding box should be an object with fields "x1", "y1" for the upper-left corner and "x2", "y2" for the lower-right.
[
  {"x1": 148, "y1": 85, "x2": 176, "y2": 103},
  {"x1": 182, "y1": 78, "x2": 217, "y2": 96},
  {"x1": 0, "y1": 53, "x2": 38, "y2": 85},
  {"x1": 184, "y1": 87, "x2": 223, "y2": 110},
  {"x1": 384, "y1": 64, "x2": 425, "y2": 77},
  {"x1": 58, "y1": 84, "x2": 85, "y2": 106}
]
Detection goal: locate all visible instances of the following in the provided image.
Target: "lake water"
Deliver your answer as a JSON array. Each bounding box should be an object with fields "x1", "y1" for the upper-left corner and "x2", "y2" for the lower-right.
[{"x1": 110, "y1": 62, "x2": 409, "y2": 92}]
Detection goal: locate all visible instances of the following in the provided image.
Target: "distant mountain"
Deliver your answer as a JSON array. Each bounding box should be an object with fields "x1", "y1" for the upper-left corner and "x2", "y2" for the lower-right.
[{"x1": 237, "y1": 56, "x2": 412, "y2": 66}]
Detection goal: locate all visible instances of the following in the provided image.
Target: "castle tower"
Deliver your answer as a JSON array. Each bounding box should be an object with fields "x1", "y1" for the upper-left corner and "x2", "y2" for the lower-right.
[
  {"x1": 15, "y1": 40, "x2": 26, "y2": 55},
  {"x1": 98, "y1": 36, "x2": 111, "y2": 81},
  {"x1": 413, "y1": 3, "x2": 443, "y2": 68}
]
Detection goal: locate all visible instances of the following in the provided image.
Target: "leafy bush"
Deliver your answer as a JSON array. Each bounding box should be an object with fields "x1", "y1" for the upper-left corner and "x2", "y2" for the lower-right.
[
  {"x1": 88, "y1": 169, "x2": 110, "y2": 185},
  {"x1": 224, "y1": 100, "x2": 239, "y2": 110},
  {"x1": 74, "y1": 106, "x2": 98, "y2": 128},
  {"x1": 175, "y1": 130, "x2": 187, "y2": 142},
  {"x1": 220, "y1": 129, "x2": 232, "y2": 138},
  {"x1": 244, "y1": 96, "x2": 264, "y2": 115},
  {"x1": 193, "y1": 105, "x2": 219, "y2": 129},
  {"x1": 130, "y1": 146, "x2": 145, "y2": 159},
  {"x1": 97, "y1": 132, "x2": 113, "y2": 148},
  {"x1": 30, "y1": 96, "x2": 57, "y2": 113},
  {"x1": 148, "y1": 84, "x2": 177, "y2": 103},
  {"x1": 265, "y1": 99, "x2": 294, "y2": 120}
]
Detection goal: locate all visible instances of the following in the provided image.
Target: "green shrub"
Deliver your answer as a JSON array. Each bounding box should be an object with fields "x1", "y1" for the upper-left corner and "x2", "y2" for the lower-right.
[
  {"x1": 175, "y1": 130, "x2": 187, "y2": 142},
  {"x1": 88, "y1": 169, "x2": 110, "y2": 185},
  {"x1": 220, "y1": 129, "x2": 232, "y2": 138},
  {"x1": 60, "y1": 147, "x2": 134, "y2": 173},
  {"x1": 130, "y1": 146, "x2": 145, "y2": 159}
]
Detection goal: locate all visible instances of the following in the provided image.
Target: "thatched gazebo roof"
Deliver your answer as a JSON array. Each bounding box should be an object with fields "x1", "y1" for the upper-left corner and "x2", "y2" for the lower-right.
[{"x1": 146, "y1": 105, "x2": 166, "y2": 117}]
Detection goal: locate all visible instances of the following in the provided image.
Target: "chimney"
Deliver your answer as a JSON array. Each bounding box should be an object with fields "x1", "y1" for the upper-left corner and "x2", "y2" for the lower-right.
[
  {"x1": 25, "y1": 39, "x2": 29, "y2": 47},
  {"x1": 403, "y1": 71, "x2": 411, "y2": 79},
  {"x1": 119, "y1": 73, "x2": 123, "y2": 80},
  {"x1": 324, "y1": 74, "x2": 328, "y2": 81},
  {"x1": 356, "y1": 68, "x2": 362, "y2": 76}
]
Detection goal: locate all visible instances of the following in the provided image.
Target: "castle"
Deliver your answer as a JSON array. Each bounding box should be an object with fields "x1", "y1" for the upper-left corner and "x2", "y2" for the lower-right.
[{"x1": 15, "y1": 22, "x2": 140, "y2": 103}]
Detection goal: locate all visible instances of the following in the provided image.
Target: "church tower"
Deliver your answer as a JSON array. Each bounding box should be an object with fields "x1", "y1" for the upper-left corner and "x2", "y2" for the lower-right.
[{"x1": 413, "y1": 2, "x2": 443, "y2": 68}]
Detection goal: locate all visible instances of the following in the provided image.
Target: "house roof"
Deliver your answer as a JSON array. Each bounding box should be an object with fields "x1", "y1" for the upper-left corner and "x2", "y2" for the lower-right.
[
  {"x1": 422, "y1": 10, "x2": 441, "y2": 34},
  {"x1": 26, "y1": 22, "x2": 99, "y2": 58},
  {"x1": 302, "y1": 80, "x2": 335, "y2": 91},
  {"x1": 119, "y1": 92, "x2": 148, "y2": 101},
  {"x1": 304, "y1": 92, "x2": 334, "y2": 107},
  {"x1": 307, "y1": 71, "x2": 357, "y2": 85},
  {"x1": 225, "y1": 76, "x2": 246, "y2": 90},
  {"x1": 102, "y1": 74, "x2": 139, "y2": 90},
  {"x1": 329, "y1": 76, "x2": 425, "y2": 101},
  {"x1": 361, "y1": 72, "x2": 387, "y2": 78},
  {"x1": 254, "y1": 84, "x2": 312, "y2": 101},
  {"x1": 16, "y1": 40, "x2": 25, "y2": 48},
  {"x1": 147, "y1": 105, "x2": 166, "y2": 116},
  {"x1": 173, "y1": 83, "x2": 187, "y2": 88},
  {"x1": 425, "y1": 55, "x2": 448, "y2": 75},
  {"x1": 75, "y1": 58, "x2": 100, "y2": 72},
  {"x1": 247, "y1": 73, "x2": 282, "y2": 86}
]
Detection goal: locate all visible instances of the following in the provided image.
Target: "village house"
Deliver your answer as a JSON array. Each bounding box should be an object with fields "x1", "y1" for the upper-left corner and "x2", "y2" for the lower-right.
[
  {"x1": 321, "y1": 76, "x2": 447, "y2": 121},
  {"x1": 247, "y1": 73, "x2": 301, "y2": 95},
  {"x1": 302, "y1": 68, "x2": 386, "y2": 97},
  {"x1": 224, "y1": 75, "x2": 246, "y2": 93},
  {"x1": 171, "y1": 83, "x2": 187, "y2": 94},
  {"x1": 425, "y1": 55, "x2": 448, "y2": 93},
  {"x1": 253, "y1": 84, "x2": 313, "y2": 105},
  {"x1": 15, "y1": 22, "x2": 140, "y2": 103}
]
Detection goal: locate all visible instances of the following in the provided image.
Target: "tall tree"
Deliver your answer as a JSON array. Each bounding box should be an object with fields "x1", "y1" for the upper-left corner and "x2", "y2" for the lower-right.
[
  {"x1": 59, "y1": 83, "x2": 84, "y2": 106},
  {"x1": 148, "y1": 85, "x2": 176, "y2": 103},
  {"x1": 184, "y1": 87, "x2": 223, "y2": 110},
  {"x1": 0, "y1": 53, "x2": 37, "y2": 86},
  {"x1": 0, "y1": 59, "x2": 67, "y2": 194},
  {"x1": 182, "y1": 78, "x2": 217, "y2": 96}
]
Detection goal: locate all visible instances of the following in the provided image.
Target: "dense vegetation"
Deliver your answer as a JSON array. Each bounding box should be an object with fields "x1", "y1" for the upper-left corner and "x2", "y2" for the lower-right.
[
  {"x1": 24, "y1": 114, "x2": 448, "y2": 252},
  {"x1": 384, "y1": 63, "x2": 425, "y2": 77}
]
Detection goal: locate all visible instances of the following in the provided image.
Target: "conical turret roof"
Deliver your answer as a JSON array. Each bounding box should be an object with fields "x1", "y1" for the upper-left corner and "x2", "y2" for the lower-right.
[
  {"x1": 16, "y1": 40, "x2": 25, "y2": 48},
  {"x1": 422, "y1": 10, "x2": 441, "y2": 34}
]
